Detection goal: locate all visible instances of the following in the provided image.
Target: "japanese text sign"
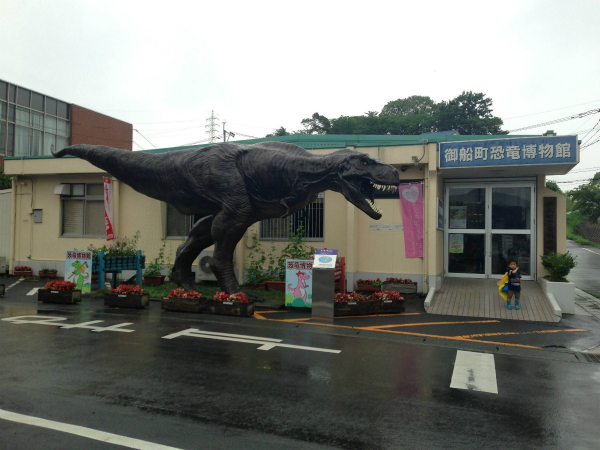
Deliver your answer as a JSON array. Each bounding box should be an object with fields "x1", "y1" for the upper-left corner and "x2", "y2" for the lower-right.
[
  {"x1": 65, "y1": 250, "x2": 92, "y2": 293},
  {"x1": 313, "y1": 249, "x2": 338, "y2": 269},
  {"x1": 439, "y1": 136, "x2": 578, "y2": 169}
]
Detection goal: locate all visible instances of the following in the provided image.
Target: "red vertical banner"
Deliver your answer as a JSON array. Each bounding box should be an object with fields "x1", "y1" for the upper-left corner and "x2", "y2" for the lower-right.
[
  {"x1": 103, "y1": 177, "x2": 115, "y2": 241},
  {"x1": 398, "y1": 183, "x2": 424, "y2": 258}
]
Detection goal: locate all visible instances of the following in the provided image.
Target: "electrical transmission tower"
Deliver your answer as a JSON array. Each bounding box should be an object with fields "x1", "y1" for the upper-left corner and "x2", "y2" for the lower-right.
[{"x1": 205, "y1": 110, "x2": 220, "y2": 143}]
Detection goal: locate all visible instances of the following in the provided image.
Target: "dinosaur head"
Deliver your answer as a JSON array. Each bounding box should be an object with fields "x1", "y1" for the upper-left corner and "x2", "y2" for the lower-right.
[{"x1": 335, "y1": 152, "x2": 400, "y2": 220}]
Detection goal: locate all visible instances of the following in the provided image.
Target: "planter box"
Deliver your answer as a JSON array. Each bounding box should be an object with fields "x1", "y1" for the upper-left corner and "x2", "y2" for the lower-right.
[
  {"x1": 356, "y1": 284, "x2": 381, "y2": 293},
  {"x1": 14, "y1": 271, "x2": 33, "y2": 278},
  {"x1": 266, "y1": 281, "x2": 285, "y2": 292},
  {"x1": 382, "y1": 282, "x2": 417, "y2": 294},
  {"x1": 104, "y1": 293, "x2": 149, "y2": 309},
  {"x1": 539, "y1": 277, "x2": 575, "y2": 314},
  {"x1": 334, "y1": 299, "x2": 404, "y2": 316},
  {"x1": 38, "y1": 272, "x2": 58, "y2": 279},
  {"x1": 144, "y1": 275, "x2": 166, "y2": 286},
  {"x1": 205, "y1": 299, "x2": 254, "y2": 317},
  {"x1": 0, "y1": 284, "x2": 5, "y2": 296},
  {"x1": 38, "y1": 289, "x2": 82, "y2": 304},
  {"x1": 244, "y1": 283, "x2": 265, "y2": 290},
  {"x1": 161, "y1": 296, "x2": 206, "y2": 313}
]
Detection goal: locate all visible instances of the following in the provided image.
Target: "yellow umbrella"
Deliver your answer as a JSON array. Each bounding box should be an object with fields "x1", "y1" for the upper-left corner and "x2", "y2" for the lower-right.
[{"x1": 497, "y1": 273, "x2": 509, "y2": 302}]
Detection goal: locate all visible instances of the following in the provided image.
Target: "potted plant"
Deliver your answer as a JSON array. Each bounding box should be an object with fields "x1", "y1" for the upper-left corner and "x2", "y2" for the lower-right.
[
  {"x1": 38, "y1": 280, "x2": 81, "y2": 304},
  {"x1": 206, "y1": 291, "x2": 254, "y2": 317},
  {"x1": 13, "y1": 265, "x2": 33, "y2": 278},
  {"x1": 104, "y1": 284, "x2": 149, "y2": 309},
  {"x1": 539, "y1": 252, "x2": 577, "y2": 314},
  {"x1": 334, "y1": 290, "x2": 404, "y2": 316},
  {"x1": 161, "y1": 288, "x2": 205, "y2": 313},
  {"x1": 38, "y1": 267, "x2": 59, "y2": 279},
  {"x1": 143, "y1": 242, "x2": 166, "y2": 286},
  {"x1": 382, "y1": 277, "x2": 417, "y2": 294},
  {"x1": 356, "y1": 278, "x2": 383, "y2": 292}
]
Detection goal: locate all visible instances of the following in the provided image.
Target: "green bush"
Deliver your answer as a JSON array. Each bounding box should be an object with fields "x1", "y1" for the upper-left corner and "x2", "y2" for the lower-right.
[{"x1": 541, "y1": 252, "x2": 577, "y2": 282}]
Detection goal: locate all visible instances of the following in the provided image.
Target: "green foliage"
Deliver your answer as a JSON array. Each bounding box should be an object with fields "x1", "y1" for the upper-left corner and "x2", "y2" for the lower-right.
[
  {"x1": 87, "y1": 231, "x2": 141, "y2": 257},
  {"x1": 143, "y1": 241, "x2": 166, "y2": 277},
  {"x1": 0, "y1": 167, "x2": 11, "y2": 190},
  {"x1": 436, "y1": 91, "x2": 507, "y2": 135},
  {"x1": 265, "y1": 126, "x2": 292, "y2": 138},
  {"x1": 380, "y1": 95, "x2": 437, "y2": 117},
  {"x1": 541, "y1": 252, "x2": 577, "y2": 282},
  {"x1": 546, "y1": 180, "x2": 564, "y2": 195},
  {"x1": 570, "y1": 175, "x2": 600, "y2": 222},
  {"x1": 301, "y1": 112, "x2": 332, "y2": 135}
]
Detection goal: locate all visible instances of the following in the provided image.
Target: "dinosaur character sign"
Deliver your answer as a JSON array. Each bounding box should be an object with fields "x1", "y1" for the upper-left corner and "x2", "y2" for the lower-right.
[
  {"x1": 53, "y1": 142, "x2": 400, "y2": 301},
  {"x1": 65, "y1": 251, "x2": 92, "y2": 293},
  {"x1": 285, "y1": 260, "x2": 313, "y2": 308}
]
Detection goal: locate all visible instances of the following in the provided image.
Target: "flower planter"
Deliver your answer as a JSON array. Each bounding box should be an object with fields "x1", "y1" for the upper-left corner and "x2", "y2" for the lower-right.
[
  {"x1": 14, "y1": 271, "x2": 33, "y2": 278},
  {"x1": 205, "y1": 299, "x2": 255, "y2": 317},
  {"x1": 161, "y1": 296, "x2": 206, "y2": 313},
  {"x1": 244, "y1": 283, "x2": 265, "y2": 290},
  {"x1": 104, "y1": 293, "x2": 149, "y2": 309},
  {"x1": 334, "y1": 299, "x2": 404, "y2": 316},
  {"x1": 356, "y1": 284, "x2": 381, "y2": 293},
  {"x1": 0, "y1": 284, "x2": 5, "y2": 296},
  {"x1": 539, "y1": 277, "x2": 575, "y2": 314},
  {"x1": 38, "y1": 272, "x2": 58, "y2": 279},
  {"x1": 265, "y1": 281, "x2": 285, "y2": 292},
  {"x1": 143, "y1": 275, "x2": 166, "y2": 286},
  {"x1": 38, "y1": 289, "x2": 82, "y2": 304},
  {"x1": 382, "y1": 282, "x2": 417, "y2": 294}
]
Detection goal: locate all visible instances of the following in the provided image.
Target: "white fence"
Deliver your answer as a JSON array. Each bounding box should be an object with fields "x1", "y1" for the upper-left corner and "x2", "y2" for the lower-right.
[{"x1": 0, "y1": 189, "x2": 11, "y2": 269}]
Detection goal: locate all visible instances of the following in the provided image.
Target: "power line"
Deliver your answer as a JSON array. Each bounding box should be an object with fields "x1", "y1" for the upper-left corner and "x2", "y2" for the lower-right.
[
  {"x1": 133, "y1": 129, "x2": 156, "y2": 148},
  {"x1": 132, "y1": 140, "x2": 144, "y2": 150},
  {"x1": 508, "y1": 108, "x2": 600, "y2": 133},
  {"x1": 504, "y1": 99, "x2": 600, "y2": 120},
  {"x1": 205, "y1": 111, "x2": 220, "y2": 144}
]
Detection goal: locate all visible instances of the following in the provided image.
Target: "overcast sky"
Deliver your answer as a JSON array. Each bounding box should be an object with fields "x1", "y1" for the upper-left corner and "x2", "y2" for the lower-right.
[{"x1": 2, "y1": 0, "x2": 599, "y2": 190}]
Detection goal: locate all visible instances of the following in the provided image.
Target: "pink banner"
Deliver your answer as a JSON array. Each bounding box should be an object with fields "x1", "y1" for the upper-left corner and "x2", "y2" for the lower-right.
[
  {"x1": 103, "y1": 177, "x2": 115, "y2": 241},
  {"x1": 398, "y1": 183, "x2": 424, "y2": 258}
]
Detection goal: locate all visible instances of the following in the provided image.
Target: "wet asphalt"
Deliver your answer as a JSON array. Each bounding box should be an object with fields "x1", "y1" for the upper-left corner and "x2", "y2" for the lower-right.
[
  {"x1": 567, "y1": 239, "x2": 600, "y2": 298},
  {"x1": 1, "y1": 276, "x2": 599, "y2": 449}
]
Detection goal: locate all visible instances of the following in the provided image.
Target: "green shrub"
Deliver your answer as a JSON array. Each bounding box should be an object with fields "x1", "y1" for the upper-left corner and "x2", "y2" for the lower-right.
[{"x1": 541, "y1": 252, "x2": 577, "y2": 282}]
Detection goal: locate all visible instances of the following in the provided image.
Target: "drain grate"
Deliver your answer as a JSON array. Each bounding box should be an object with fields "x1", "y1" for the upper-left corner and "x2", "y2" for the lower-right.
[{"x1": 582, "y1": 353, "x2": 600, "y2": 364}]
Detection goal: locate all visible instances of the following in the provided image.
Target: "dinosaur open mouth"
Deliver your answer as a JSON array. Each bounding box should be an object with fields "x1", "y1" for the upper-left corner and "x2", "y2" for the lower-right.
[{"x1": 362, "y1": 181, "x2": 398, "y2": 215}]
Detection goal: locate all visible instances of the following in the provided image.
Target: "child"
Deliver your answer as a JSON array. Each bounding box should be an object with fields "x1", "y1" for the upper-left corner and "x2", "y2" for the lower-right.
[{"x1": 506, "y1": 259, "x2": 521, "y2": 310}]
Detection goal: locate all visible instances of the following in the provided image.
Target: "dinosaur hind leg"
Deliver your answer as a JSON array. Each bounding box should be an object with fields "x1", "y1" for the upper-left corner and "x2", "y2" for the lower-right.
[{"x1": 172, "y1": 215, "x2": 214, "y2": 291}]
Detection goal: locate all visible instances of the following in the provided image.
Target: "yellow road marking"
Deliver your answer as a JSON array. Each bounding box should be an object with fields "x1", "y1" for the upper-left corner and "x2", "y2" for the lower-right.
[
  {"x1": 362, "y1": 320, "x2": 500, "y2": 330},
  {"x1": 335, "y1": 313, "x2": 421, "y2": 319},
  {"x1": 462, "y1": 329, "x2": 589, "y2": 339}
]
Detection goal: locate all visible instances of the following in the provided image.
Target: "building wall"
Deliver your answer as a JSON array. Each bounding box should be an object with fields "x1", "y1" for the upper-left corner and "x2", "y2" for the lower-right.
[
  {"x1": 536, "y1": 175, "x2": 567, "y2": 278},
  {"x1": 70, "y1": 105, "x2": 133, "y2": 151},
  {"x1": 0, "y1": 188, "x2": 11, "y2": 267}
]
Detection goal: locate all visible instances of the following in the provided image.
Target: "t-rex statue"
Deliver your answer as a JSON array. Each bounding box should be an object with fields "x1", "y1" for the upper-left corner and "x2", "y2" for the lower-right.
[{"x1": 53, "y1": 142, "x2": 400, "y2": 301}]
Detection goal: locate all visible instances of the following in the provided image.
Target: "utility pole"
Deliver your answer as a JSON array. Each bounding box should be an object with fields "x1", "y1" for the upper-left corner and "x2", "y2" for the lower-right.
[
  {"x1": 205, "y1": 110, "x2": 220, "y2": 143},
  {"x1": 223, "y1": 122, "x2": 226, "y2": 143}
]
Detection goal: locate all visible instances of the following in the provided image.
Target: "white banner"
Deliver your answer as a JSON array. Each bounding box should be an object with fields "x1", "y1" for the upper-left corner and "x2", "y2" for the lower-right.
[{"x1": 103, "y1": 177, "x2": 114, "y2": 240}]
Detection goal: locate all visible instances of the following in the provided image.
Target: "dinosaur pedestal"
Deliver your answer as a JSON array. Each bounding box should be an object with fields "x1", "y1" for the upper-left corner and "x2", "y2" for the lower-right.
[{"x1": 311, "y1": 267, "x2": 335, "y2": 321}]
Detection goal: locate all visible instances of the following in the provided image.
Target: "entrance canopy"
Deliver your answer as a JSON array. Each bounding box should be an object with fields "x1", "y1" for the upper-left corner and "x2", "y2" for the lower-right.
[{"x1": 439, "y1": 135, "x2": 578, "y2": 178}]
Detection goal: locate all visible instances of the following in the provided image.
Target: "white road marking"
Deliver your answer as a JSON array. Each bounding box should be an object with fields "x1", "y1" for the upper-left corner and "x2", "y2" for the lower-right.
[
  {"x1": 5, "y1": 279, "x2": 22, "y2": 291},
  {"x1": 0, "y1": 407, "x2": 184, "y2": 450},
  {"x1": 582, "y1": 248, "x2": 600, "y2": 256},
  {"x1": 27, "y1": 287, "x2": 40, "y2": 296},
  {"x1": 162, "y1": 329, "x2": 341, "y2": 354},
  {"x1": 450, "y1": 350, "x2": 498, "y2": 394},
  {"x1": 1, "y1": 316, "x2": 135, "y2": 333}
]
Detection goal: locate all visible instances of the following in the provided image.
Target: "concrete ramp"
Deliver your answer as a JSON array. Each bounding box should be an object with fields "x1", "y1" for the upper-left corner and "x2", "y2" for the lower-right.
[{"x1": 427, "y1": 278, "x2": 560, "y2": 323}]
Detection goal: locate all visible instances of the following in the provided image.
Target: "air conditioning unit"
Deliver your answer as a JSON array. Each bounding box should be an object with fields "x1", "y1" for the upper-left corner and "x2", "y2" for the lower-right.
[{"x1": 197, "y1": 250, "x2": 236, "y2": 281}]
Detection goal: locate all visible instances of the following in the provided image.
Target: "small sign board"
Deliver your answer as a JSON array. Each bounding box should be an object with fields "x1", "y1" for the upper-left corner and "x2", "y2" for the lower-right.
[
  {"x1": 369, "y1": 223, "x2": 380, "y2": 231},
  {"x1": 448, "y1": 234, "x2": 464, "y2": 254},
  {"x1": 65, "y1": 250, "x2": 92, "y2": 293},
  {"x1": 381, "y1": 223, "x2": 393, "y2": 232},
  {"x1": 285, "y1": 259, "x2": 314, "y2": 308},
  {"x1": 312, "y1": 249, "x2": 338, "y2": 269}
]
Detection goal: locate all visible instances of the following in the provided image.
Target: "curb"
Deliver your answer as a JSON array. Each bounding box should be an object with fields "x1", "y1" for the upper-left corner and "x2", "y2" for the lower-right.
[
  {"x1": 546, "y1": 292, "x2": 562, "y2": 319},
  {"x1": 424, "y1": 287, "x2": 436, "y2": 312}
]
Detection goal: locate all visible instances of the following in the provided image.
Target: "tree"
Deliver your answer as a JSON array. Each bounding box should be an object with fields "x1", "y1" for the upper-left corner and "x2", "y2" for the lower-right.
[
  {"x1": 300, "y1": 112, "x2": 331, "y2": 135},
  {"x1": 546, "y1": 180, "x2": 564, "y2": 195},
  {"x1": 265, "y1": 126, "x2": 292, "y2": 138},
  {"x1": 380, "y1": 95, "x2": 437, "y2": 117},
  {"x1": 0, "y1": 167, "x2": 11, "y2": 190},
  {"x1": 570, "y1": 173, "x2": 600, "y2": 222},
  {"x1": 436, "y1": 91, "x2": 507, "y2": 135}
]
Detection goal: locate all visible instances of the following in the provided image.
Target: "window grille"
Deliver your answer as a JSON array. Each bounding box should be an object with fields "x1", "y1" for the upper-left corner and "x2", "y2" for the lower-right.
[
  {"x1": 61, "y1": 183, "x2": 104, "y2": 237},
  {"x1": 260, "y1": 193, "x2": 324, "y2": 241},
  {"x1": 166, "y1": 204, "x2": 203, "y2": 237}
]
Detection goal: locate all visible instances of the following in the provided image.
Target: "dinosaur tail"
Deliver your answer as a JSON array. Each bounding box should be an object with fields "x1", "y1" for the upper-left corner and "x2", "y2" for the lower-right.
[{"x1": 53, "y1": 144, "x2": 174, "y2": 201}]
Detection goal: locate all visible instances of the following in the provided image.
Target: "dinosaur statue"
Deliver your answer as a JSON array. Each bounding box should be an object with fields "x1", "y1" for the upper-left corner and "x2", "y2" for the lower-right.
[{"x1": 53, "y1": 142, "x2": 400, "y2": 301}]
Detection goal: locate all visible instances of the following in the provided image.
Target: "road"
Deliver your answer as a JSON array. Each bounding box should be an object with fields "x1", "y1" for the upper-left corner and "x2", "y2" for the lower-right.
[
  {"x1": 567, "y1": 239, "x2": 600, "y2": 298},
  {"x1": 0, "y1": 277, "x2": 599, "y2": 450}
]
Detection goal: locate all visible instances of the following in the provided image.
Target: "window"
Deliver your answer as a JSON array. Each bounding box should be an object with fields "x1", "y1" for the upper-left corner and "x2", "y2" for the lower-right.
[
  {"x1": 165, "y1": 204, "x2": 203, "y2": 237},
  {"x1": 61, "y1": 183, "x2": 105, "y2": 237},
  {"x1": 260, "y1": 194, "x2": 324, "y2": 240}
]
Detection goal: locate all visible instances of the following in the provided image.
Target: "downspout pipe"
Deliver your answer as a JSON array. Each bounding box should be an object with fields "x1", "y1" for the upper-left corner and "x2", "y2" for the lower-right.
[{"x1": 9, "y1": 176, "x2": 17, "y2": 274}]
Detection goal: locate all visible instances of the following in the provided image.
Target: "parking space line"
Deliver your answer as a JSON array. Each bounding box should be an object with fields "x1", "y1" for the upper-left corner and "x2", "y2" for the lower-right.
[
  {"x1": 462, "y1": 329, "x2": 588, "y2": 339},
  {"x1": 363, "y1": 320, "x2": 500, "y2": 330},
  {"x1": 27, "y1": 288, "x2": 40, "y2": 296},
  {"x1": 450, "y1": 351, "x2": 498, "y2": 394},
  {"x1": 0, "y1": 407, "x2": 185, "y2": 450}
]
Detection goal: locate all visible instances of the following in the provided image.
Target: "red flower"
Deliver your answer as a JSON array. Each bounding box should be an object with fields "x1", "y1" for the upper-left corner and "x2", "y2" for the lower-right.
[
  {"x1": 213, "y1": 291, "x2": 250, "y2": 303},
  {"x1": 168, "y1": 288, "x2": 202, "y2": 299},
  {"x1": 14, "y1": 266, "x2": 32, "y2": 272},
  {"x1": 45, "y1": 280, "x2": 77, "y2": 291},
  {"x1": 110, "y1": 284, "x2": 144, "y2": 295}
]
